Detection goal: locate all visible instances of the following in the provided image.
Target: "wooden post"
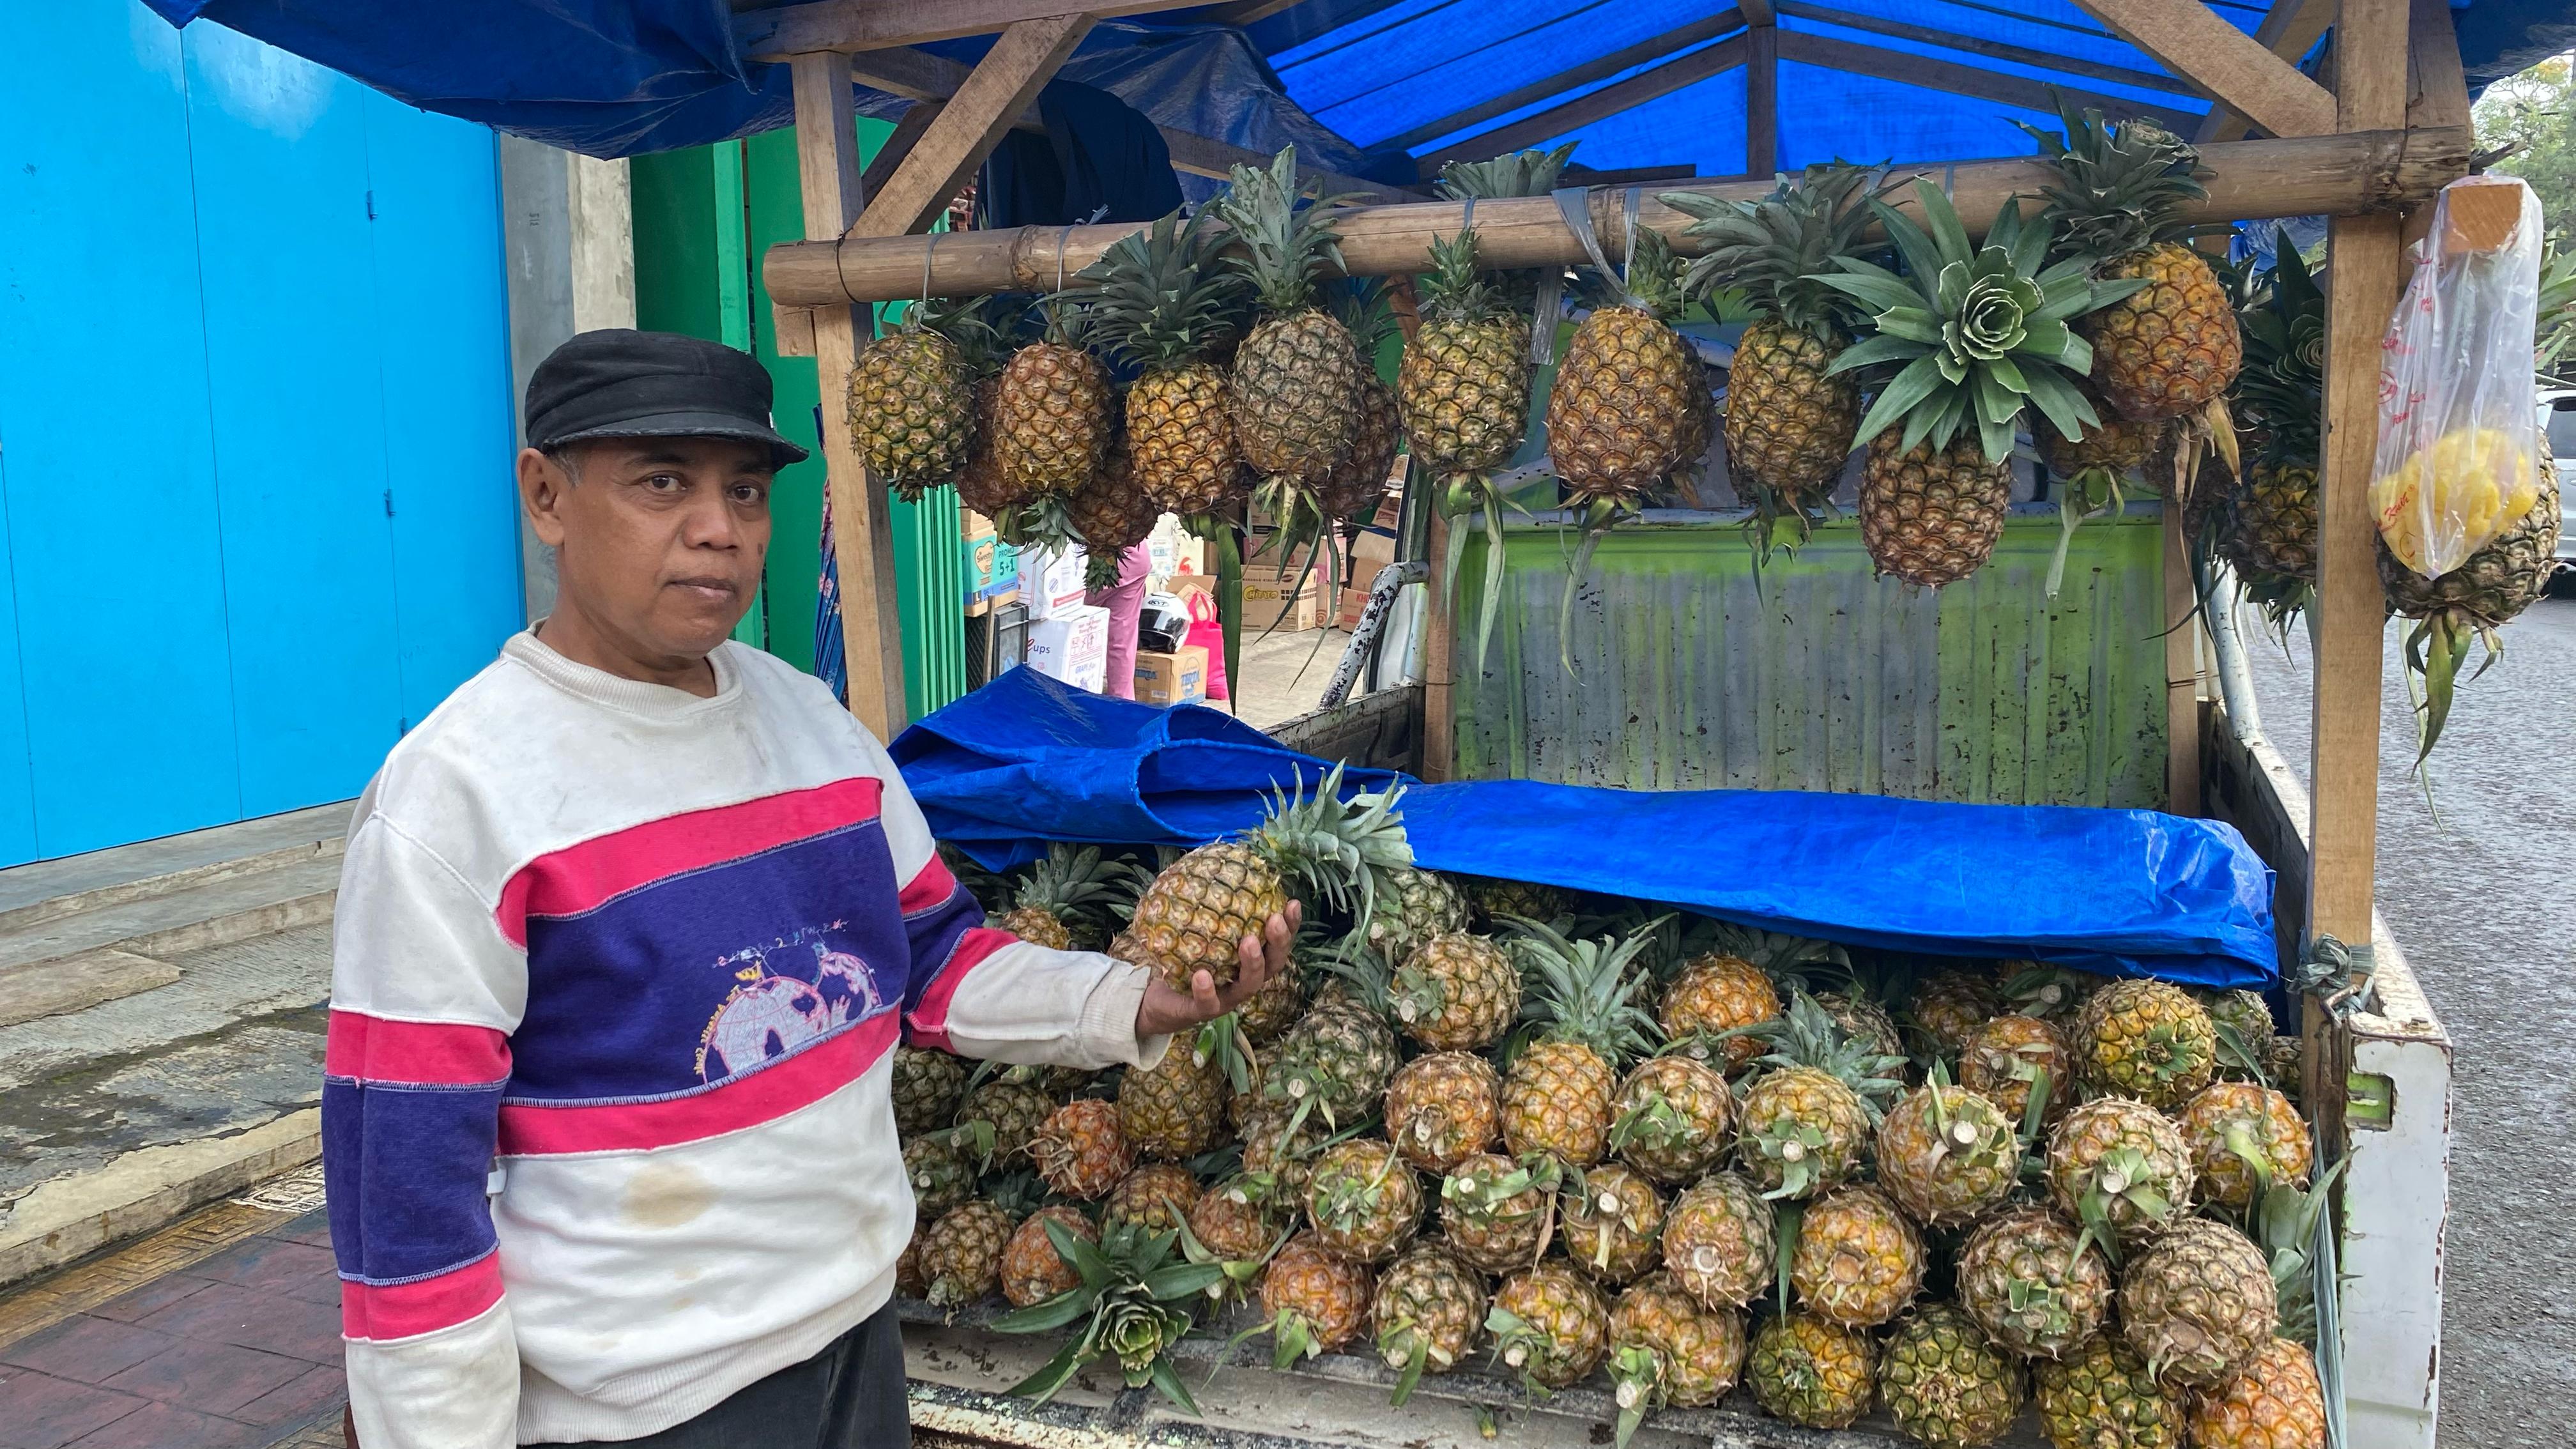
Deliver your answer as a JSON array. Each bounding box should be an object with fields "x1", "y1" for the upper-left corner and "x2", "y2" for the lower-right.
[
  {"x1": 1420, "y1": 503, "x2": 1455, "y2": 784},
  {"x1": 2308, "y1": 0, "x2": 2409, "y2": 947},
  {"x1": 2163, "y1": 502, "x2": 2202, "y2": 816},
  {"x1": 851, "y1": 15, "x2": 1094, "y2": 238},
  {"x1": 792, "y1": 51, "x2": 909, "y2": 739},
  {"x1": 1744, "y1": 18, "x2": 1778, "y2": 178}
]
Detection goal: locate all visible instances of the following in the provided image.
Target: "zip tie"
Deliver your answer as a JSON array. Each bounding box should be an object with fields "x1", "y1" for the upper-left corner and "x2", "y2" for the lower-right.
[
  {"x1": 1460, "y1": 195, "x2": 1476, "y2": 233},
  {"x1": 920, "y1": 229, "x2": 937, "y2": 312},
  {"x1": 1055, "y1": 222, "x2": 1077, "y2": 294},
  {"x1": 1621, "y1": 185, "x2": 1644, "y2": 283}
]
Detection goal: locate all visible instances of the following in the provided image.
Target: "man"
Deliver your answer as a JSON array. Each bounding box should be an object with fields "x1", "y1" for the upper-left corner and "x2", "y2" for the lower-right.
[{"x1": 325, "y1": 330, "x2": 1287, "y2": 1448}]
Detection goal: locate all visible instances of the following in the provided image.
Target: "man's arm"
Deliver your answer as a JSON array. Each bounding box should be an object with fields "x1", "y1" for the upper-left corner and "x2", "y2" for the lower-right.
[{"x1": 326, "y1": 812, "x2": 525, "y2": 1449}]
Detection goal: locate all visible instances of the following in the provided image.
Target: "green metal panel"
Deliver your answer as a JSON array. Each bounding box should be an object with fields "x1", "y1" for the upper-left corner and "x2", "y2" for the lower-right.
[{"x1": 1450, "y1": 507, "x2": 2168, "y2": 807}]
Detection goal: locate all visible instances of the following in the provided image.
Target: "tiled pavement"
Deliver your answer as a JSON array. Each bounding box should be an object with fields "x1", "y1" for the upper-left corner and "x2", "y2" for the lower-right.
[{"x1": 0, "y1": 1202, "x2": 347, "y2": 1449}]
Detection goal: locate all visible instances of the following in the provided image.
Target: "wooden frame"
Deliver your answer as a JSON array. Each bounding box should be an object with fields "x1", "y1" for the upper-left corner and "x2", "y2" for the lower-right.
[
  {"x1": 1776, "y1": 29, "x2": 2197, "y2": 132},
  {"x1": 2194, "y1": 0, "x2": 2336, "y2": 142},
  {"x1": 2067, "y1": 0, "x2": 2335, "y2": 137},
  {"x1": 740, "y1": 0, "x2": 1170, "y2": 59},
  {"x1": 1414, "y1": 34, "x2": 1751, "y2": 175},
  {"x1": 1381, "y1": 12, "x2": 1744, "y2": 159}
]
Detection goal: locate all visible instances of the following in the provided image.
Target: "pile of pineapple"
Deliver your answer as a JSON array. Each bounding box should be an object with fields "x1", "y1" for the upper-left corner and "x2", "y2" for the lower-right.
[{"x1": 893, "y1": 788, "x2": 2333, "y2": 1449}]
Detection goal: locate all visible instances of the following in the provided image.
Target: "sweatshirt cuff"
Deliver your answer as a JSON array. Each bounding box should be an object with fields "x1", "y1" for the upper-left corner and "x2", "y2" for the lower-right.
[{"x1": 1083, "y1": 962, "x2": 1170, "y2": 1070}]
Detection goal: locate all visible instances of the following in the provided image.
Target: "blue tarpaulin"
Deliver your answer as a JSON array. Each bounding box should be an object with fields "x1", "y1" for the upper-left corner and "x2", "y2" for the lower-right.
[{"x1": 891, "y1": 668, "x2": 2279, "y2": 990}]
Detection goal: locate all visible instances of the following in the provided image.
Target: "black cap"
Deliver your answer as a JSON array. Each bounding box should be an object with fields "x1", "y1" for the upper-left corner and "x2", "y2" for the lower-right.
[{"x1": 525, "y1": 329, "x2": 809, "y2": 468}]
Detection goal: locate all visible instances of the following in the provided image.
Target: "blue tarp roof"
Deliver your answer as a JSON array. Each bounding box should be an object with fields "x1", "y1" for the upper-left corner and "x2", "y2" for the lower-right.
[{"x1": 145, "y1": 1, "x2": 2574, "y2": 169}]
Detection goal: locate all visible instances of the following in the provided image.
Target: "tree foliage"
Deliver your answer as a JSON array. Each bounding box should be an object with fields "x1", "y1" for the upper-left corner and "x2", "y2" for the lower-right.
[{"x1": 2478, "y1": 55, "x2": 2576, "y2": 245}]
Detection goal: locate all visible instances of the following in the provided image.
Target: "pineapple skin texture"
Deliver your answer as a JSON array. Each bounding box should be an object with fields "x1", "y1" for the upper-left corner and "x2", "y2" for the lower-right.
[
  {"x1": 2188, "y1": 1338, "x2": 2328, "y2": 1449},
  {"x1": 1128, "y1": 361, "x2": 1243, "y2": 514},
  {"x1": 1861, "y1": 433, "x2": 2013, "y2": 587},
  {"x1": 2085, "y1": 241, "x2": 2243, "y2": 423},
  {"x1": 1960, "y1": 1013, "x2": 2074, "y2": 1128},
  {"x1": 1067, "y1": 429, "x2": 1160, "y2": 562},
  {"x1": 2076, "y1": 979, "x2": 2218, "y2": 1111},
  {"x1": 2039, "y1": 405, "x2": 2166, "y2": 479},
  {"x1": 1501, "y1": 1039, "x2": 1616, "y2": 1164},
  {"x1": 921, "y1": 1200, "x2": 1013, "y2": 1307},
  {"x1": 1397, "y1": 316, "x2": 1530, "y2": 475},
  {"x1": 2046, "y1": 1096, "x2": 2196, "y2": 1244},
  {"x1": 2180, "y1": 1082, "x2": 2312, "y2": 1210},
  {"x1": 1372, "y1": 1246, "x2": 1487, "y2": 1375},
  {"x1": 952, "y1": 378, "x2": 1022, "y2": 519},
  {"x1": 1233, "y1": 309, "x2": 1362, "y2": 484},
  {"x1": 1493, "y1": 1262, "x2": 1611, "y2": 1388},
  {"x1": 1746, "y1": 1312, "x2": 1876, "y2": 1429},
  {"x1": 2034, "y1": 1335, "x2": 2187, "y2": 1449},
  {"x1": 1319, "y1": 371, "x2": 1402, "y2": 521},
  {"x1": 1545, "y1": 305, "x2": 1695, "y2": 503},
  {"x1": 993, "y1": 341, "x2": 1112, "y2": 496},
  {"x1": 1261, "y1": 1232, "x2": 1375, "y2": 1354},
  {"x1": 1131, "y1": 841, "x2": 1286, "y2": 992},
  {"x1": 1613, "y1": 1055, "x2": 1734, "y2": 1184},
  {"x1": 1103, "y1": 1162, "x2": 1202, "y2": 1234},
  {"x1": 2119, "y1": 1219, "x2": 2278, "y2": 1387},
  {"x1": 1384, "y1": 1050, "x2": 1501, "y2": 1174},
  {"x1": 1031, "y1": 1098, "x2": 1133, "y2": 1200},
  {"x1": 1609, "y1": 1273, "x2": 1746, "y2": 1406},
  {"x1": 1561, "y1": 1163, "x2": 1667, "y2": 1287},
  {"x1": 848, "y1": 329, "x2": 974, "y2": 496},
  {"x1": 2236, "y1": 461, "x2": 2320, "y2": 579},
  {"x1": 1438, "y1": 1153, "x2": 1548, "y2": 1273},
  {"x1": 1662, "y1": 1173, "x2": 1776, "y2": 1310},
  {"x1": 1660, "y1": 954, "x2": 1781, "y2": 1073},
  {"x1": 1304, "y1": 1139, "x2": 1424, "y2": 1264},
  {"x1": 1724, "y1": 320, "x2": 1859, "y2": 497},
  {"x1": 1878, "y1": 1303, "x2": 2027, "y2": 1449},
  {"x1": 1956, "y1": 1208, "x2": 2110, "y2": 1360},
  {"x1": 889, "y1": 1045, "x2": 966, "y2": 1139},
  {"x1": 1187, "y1": 1184, "x2": 1278, "y2": 1262},
  {"x1": 1736, "y1": 1065, "x2": 1869, "y2": 1198},
  {"x1": 1790, "y1": 1185, "x2": 1925, "y2": 1328},
  {"x1": 1877, "y1": 1085, "x2": 2018, "y2": 1227},
  {"x1": 1393, "y1": 932, "x2": 1519, "y2": 1052},
  {"x1": 1118, "y1": 1048, "x2": 1225, "y2": 1162},
  {"x1": 994, "y1": 905, "x2": 1071, "y2": 951},
  {"x1": 1000, "y1": 1205, "x2": 1094, "y2": 1307}
]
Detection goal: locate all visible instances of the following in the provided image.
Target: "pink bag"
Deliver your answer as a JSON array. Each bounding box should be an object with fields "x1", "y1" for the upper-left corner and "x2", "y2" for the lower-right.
[{"x1": 1181, "y1": 587, "x2": 1230, "y2": 702}]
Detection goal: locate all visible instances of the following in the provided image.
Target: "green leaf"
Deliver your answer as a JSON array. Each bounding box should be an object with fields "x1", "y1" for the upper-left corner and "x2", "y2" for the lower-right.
[
  {"x1": 2023, "y1": 369, "x2": 2092, "y2": 442},
  {"x1": 1006, "y1": 1340, "x2": 1091, "y2": 1403},
  {"x1": 1851, "y1": 352, "x2": 1950, "y2": 446},
  {"x1": 1828, "y1": 331, "x2": 1929, "y2": 374},
  {"x1": 1873, "y1": 308, "x2": 1946, "y2": 345},
  {"x1": 2004, "y1": 203, "x2": 2051, "y2": 279},
  {"x1": 1812, "y1": 268, "x2": 1922, "y2": 317},
  {"x1": 1390, "y1": 1333, "x2": 1429, "y2": 1407},
  {"x1": 1873, "y1": 193, "x2": 1950, "y2": 285},
  {"x1": 1909, "y1": 180, "x2": 1974, "y2": 270},
  {"x1": 2015, "y1": 317, "x2": 2083, "y2": 371},
  {"x1": 1975, "y1": 365, "x2": 2025, "y2": 426},
  {"x1": 1935, "y1": 259, "x2": 1974, "y2": 318},
  {"x1": 993, "y1": 1287, "x2": 1103, "y2": 1335},
  {"x1": 1149, "y1": 1354, "x2": 1202, "y2": 1416},
  {"x1": 1977, "y1": 408, "x2": 2016, "y2": 468},
  {"x1": 1144, "y1": 1262, "x2": 1227, "y2": 1301}
]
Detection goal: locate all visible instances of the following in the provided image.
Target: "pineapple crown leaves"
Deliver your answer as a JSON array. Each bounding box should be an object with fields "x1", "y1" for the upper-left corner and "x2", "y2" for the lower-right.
[
  {"x1": 1328, "y1": 275, "x2": 1402, "y2": 358},
  {"x1": 1817, "y1": 181, "x2": 2149, "y2": 466},
  {"x1": 1606, "y1": 1342, "x2": 1669, "y2": 1448},
  {"x1": 2235, "y1": 227, "x2": 2326, "y2": 461},
  {"x1": 1248, "y1": 764, "x2": 1413, "y2": 934},
  {"x1": 1080, "y1": 206, "x2": 1252, "y2": 371},
  {"x1": 1418, "y1": 229, "x2": 1510, "y2": 325},
  {"x1": 2067, "y1": 1144, "x2": 2176, "y2": 1267},
  {"x1": 1007, "y1": 843, "x2": 1124, "y2": 922},
  {"x1": 1435, "y1": 143, "x2": 1578, "y2": 201},
  {"x1": 1576, "y1": 224, "x2": 1688, "y2": 321},
  {"x1": 1480, "y1": 1304, "x2": 1563, "y2": 1397},
  {"x1": 1503, "y1": 917, "x2": 1663, "y2": 1065},
  {"x1": 2014, "y1": 98, "x2": 2211, "y2": 261},
  {"x1": 1747, "y1": 992, "x2": 1908, "y2": 1117},
  {"x1": 1216, "y1": 145, "x2": 1363, "y2": 317},
  {"x1": 1661, "y1": 161, "x2": 1895, "y2": 337},
  {"x1": 917, "y1": 293, "x2": 1018, "y2": 378},
  {"x1": 1307, "y1": 1140, "x2": 1411, "y2": 1234},
  {"x1": 994, "y1": 1216, "x2": 1218, "y2": 1412}
]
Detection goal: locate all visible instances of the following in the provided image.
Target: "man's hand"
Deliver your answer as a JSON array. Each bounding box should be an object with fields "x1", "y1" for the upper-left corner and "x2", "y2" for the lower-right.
[{"x1": 1133, "y1": 901, "x2": 1301, "y2": 1039}]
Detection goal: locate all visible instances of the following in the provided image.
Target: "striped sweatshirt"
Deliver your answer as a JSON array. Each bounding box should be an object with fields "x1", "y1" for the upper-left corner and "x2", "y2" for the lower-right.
[{"x1": 324, "y1": 632, "x2": 1164, "y2": 1446}]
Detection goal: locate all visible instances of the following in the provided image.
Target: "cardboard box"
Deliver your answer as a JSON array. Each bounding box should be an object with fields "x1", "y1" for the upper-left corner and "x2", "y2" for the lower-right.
[
  {"x1": 1241, "y1": 565, "x2": 1324, "y2": 632},
  {"x1": 1337, "y1": 584, "x2": 1377, "y2": 632},
  {"x1": 1146, "y1": 516, "x2": 1207, "y2": 582},
  {"x1": 1024, "y1": 603, "x2": 1109, "y2": 692},
  {"x1": 963, "y1": 528, "x2": 1020, "y2": 602},
  {"x1": 1349, "y1": 525, "x2": 1399, "y2": 581},
  {"x1": 1133, "y1": 645, "x2": 1209, "y2": 707},
  {"x1": 1020, "y1": 544, "x2": 1092, "y2": 620}
]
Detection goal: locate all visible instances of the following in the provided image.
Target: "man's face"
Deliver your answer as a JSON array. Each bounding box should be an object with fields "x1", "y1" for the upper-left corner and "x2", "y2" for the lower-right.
[{"x1": 521, "y1": 436, "x2": 774, "y2": 663}]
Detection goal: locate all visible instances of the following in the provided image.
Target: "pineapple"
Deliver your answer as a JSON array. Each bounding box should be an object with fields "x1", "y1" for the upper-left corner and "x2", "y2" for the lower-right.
[
  {"x1": 1660, "y1": 1173, "x2": 1775, "y2": 1311},
  {"x1": 992, "y1": 295, "x2": 1113, "y2": 498},
  {"x1": 1745, "y1": 1311, "x2": 1876, "y2": 1429},
  {"x1": 1266, "y1": 994, "x2": 1401, "y2": 1133},
  {"x1": 1383, "y1": 1050, "x2": 1501, "y2": 1174},
  {"x1": 1126, "y1": 766, "x2": 1407, "y2": 993},
  {"x1": 1117, "y1": 1043, "x2": 1225, "y2": 1162},
  {"x1": 896, "y1": 1222, "x2": 930, "y2": 1298},
  {"x1": 2046, "y1": 1096, "x2": 2196, "y2": 1254},
  {"x1": 1238, "y1": 1098, "x2": 1330, "y2": 1202},
  {"x1": 1659, "y1": 950, "x2": 1782, "y2": 1072},
  {"x1": 2227, "y1": 233, "x2": 2326, "y2": 580},
  {"x1": 1103, "y1": 1162, "x2": 1203, "y2": 1235},
  {"x1": 991, "y1": 843, "x2": 1124, "y2": 950},
  {"x1": 1236, "y1": 953, "x2": 1308, "y2": 1044},
  {"x1": 2380, "y1": 452, "x2": 2559, "y2": 767},
  {"x1": 1735, "y1": 993, "x2": 1906, "y2": 1200},
  {"x1": 1814, "y1": 989, "x2": 1907, "y2": 1061},
  {"x1": 1030, "y1": 1098, "x2": 1133, "y2": 1200},
  {"x1": 2019, "y1": 102, "x2": 2242, "y2": 424},
  {"x1": 1817, "y1": 180, "x2": 2142, "y2": 586},
  {"x1": 1438, "y1": 1153, "x2": 1548, "y2": 1273},
  {"x1": 2033, "y1": 1335, "x2": 2187, "y2": 1449},
  {"x1": 2179, "y1": 1081, "x2": 2311, "y2": 1211},
  {"x1": 1546, "y1": 227, "x2": 1696, "y2": 509},
  {"x1": 1397, "y1": 229, "x2": 1531, "y2": 480},
  {"x1": 1956, "y1": 1208, "x2": 2110, "y2": 1360},
  {"x1": 1502, "y1": 921, "x2": 1661, "y2": 1165},
  {"x1": 1609, "y1": 1054, "x2": 1733, "y2": 1185},
  {"x1": 1487, "y1": 1261, "x2": 1611, "y2": 1392},
  {"x1": 1790, "y1": 1184, "x2": 1926, "y2": 1328},
  {"x1": 890, "y1": 1045, "x2": 967, "y2": 1139},
  {"x1": 1607, "y1": 1273, "x2": 1745, "y2": 1412},
  {"x1": 1084, "y1": 206, "x2": 1250, "y2": 515},
  {"x1": 957, "y1": 1079, "x2": 1054, "y2": 1165},
  {"x1": 1461, "y1": 874, "x2": 1574, "y2": 925},
  {"x1": 2198, "y1": 988, "x2": 2277, "y2": 1073},
  {"x1": 1561, "y1": 1163, "x2": 1667, "y2": 1287},
  {"x1": 1186, "y1": 1179, "x2": 1281, "y2": 1266},
  {"x1": 1219, "y1": 148, "x2": 1364, "y2": 505},
  {"x1": 1878, "y1": 1303, "x2": 2027, "y2": 1449},
  {"x1": 1319, "y1": 280, "x2": 1403, "y2": 525},
  {"x1": 2119, "y1": 1218, "x2": 2278, "y2": 1386},
  {"x1": 1257, "y1": 1231, "x2": 1376, "y2": 1363},
  {"x1": 903, "y1": 1136, "x2": 975, "y2": 1224},
  {"x1": 2039, "y1": 374, "x2": 2166, "y2": 480},
  {"x1": 1363, "y1": 865, "x2": 1471, "y2": 964},
  {"x1": 920, "y1": 1200, "x2": 1015, "y2": 1308},
  {"x1": 1000, "y1": 1204, "x2": 1095, "y2": 1307},
  {"x1": 847, "y1": 300, "x2": 979, "y2": 501},
  {"x1": 1998, "y1": 960, "x2": 2101, "y2": 1023},
  {"x1": 1303, "y1": 1138, "x2": 1423, "y2": 1264},
  {"x1": 1390, "y1": 931, "x2": 1519, "y2": 1052},
  {"x1": 1664, "y1": 163, "x2": 1883, "y2": 542},
  {"x1": 1907, "y1": 967, "x2": 2002, "y2": 1059},
  {"x1": 1960, "y1": 1013, "x2": 2073, "y2": 1129},
  {"x1": 2188, "y1": 1338, "x2": 2327, "y2": 1449},
  {"x1": 1371, "y1": 1245, "x2": 1487, "y2": 1404},
  {"x1": 2075, "y1": 978, "x2": 2218, "y2": 1111},
  {"x1": 1061, "y1": 416, "x2": 1159, "y2": 587},
  {"x1": 952, "y1": 375, "x2": 1020, "y2": 519},
  {"x1": 1876, "y1": 1074, "x2": 2020, "y2": 1227}
]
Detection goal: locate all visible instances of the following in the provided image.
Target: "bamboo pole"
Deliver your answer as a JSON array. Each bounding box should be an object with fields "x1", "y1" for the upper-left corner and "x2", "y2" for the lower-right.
[{"x1": 763, "y1": 126, "x2": 2471, "y2": 307}]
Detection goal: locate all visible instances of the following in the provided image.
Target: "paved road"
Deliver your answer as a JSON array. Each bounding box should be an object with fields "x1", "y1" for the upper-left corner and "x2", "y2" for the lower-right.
[{"x1": 2239, "y1": 593, "x2": 2576, "y2": 1447}]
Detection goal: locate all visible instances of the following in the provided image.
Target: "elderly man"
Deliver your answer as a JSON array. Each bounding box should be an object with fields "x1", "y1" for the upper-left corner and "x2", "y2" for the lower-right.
[{"x1": 324, "y1": 330, "x2": 1287, "y2": 1448}]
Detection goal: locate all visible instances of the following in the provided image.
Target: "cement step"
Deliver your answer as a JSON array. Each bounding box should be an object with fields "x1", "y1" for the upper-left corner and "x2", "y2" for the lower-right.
[{"x1": 0, "y1": 802, "x2": 346, "y2": 934}]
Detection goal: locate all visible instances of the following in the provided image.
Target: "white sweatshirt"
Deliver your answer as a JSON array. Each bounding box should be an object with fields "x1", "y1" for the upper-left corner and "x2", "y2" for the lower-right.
[{"x1": 323, "y1": 632, "x2": 1162, "y2": 1446}]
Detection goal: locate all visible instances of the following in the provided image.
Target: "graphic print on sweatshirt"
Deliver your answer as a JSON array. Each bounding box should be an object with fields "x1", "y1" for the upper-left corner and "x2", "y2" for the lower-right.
[{"x1": 494, "y1": 776, "x2": 920, "y2": 1149}]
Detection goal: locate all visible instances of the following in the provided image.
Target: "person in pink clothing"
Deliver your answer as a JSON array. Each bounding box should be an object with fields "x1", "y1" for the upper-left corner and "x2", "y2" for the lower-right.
[{"x1": 1085, "y1": 542, "x2": 1153, "y2": 700}]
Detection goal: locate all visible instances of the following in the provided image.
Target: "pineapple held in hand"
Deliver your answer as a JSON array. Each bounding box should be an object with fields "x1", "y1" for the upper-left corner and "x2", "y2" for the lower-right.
[{"x1": 1126, "y1": 766, "x2": 1406, "y2": 993}]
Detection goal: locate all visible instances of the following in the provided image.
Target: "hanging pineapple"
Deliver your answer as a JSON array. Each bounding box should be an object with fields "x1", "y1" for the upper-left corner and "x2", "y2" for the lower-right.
[
  {"x1": 847, "y1": 294, "x2": 993, "y2": 502},
  {"x1": 1663, "y1": 162, "x2": 1887, "y2": 552},
  {"x1": 1218, "y1": 148, "x2": 1365, "y2": 530},
  {"x1": 1085, "y1": 208, "x2": 1252, "y2": 516},
  {"x1": 2381, "y1": 449, "x2": 2559, "y2": 769},
  {"x1": 1399, "y1": 227, "x2": 1534, "y2": 672},
  {"x1": 1813, "y1": 181, "x2": 2143, "y2": 586},
  {"x1": 992, "y1": 295, "x2": 1114, "y2": 500},
  {"x1": 1432, "y1": 143, "x2": 1578, "y2": 326},
  {"x1": 944, "y1": 298, "x2": 1027, "y2": 519},
  {"x1": 1321, "y1": 279, "x2": 1404, "y2": 526},
  {"x1": 1545, "y1": 225, "x2": 1697, "y2": 516}
]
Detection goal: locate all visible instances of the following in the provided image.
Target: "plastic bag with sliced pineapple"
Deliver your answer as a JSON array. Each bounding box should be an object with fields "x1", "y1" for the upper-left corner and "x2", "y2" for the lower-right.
[{"x1": 2369, "y1": 175, "x2": 2545, "y2": 578}]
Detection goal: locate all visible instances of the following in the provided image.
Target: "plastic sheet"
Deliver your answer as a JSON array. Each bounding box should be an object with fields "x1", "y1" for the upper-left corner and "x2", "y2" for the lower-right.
[{"x1": 891, "y1": 668, "x2": 2278, "y2": 988}]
